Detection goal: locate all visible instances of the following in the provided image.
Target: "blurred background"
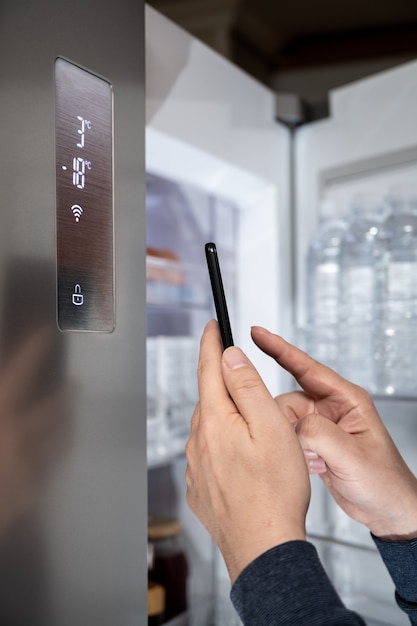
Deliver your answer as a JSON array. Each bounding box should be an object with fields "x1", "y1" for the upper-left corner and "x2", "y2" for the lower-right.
[
  {"x1": 146, "y1": 0, "x2": 417, "y2": 119},
  {"x1": 145, "y1": 4, "x2": 417, "y2": 624}
]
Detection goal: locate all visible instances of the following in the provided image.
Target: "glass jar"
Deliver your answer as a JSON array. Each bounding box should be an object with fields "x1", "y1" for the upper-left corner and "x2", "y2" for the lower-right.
[
  {"x1": 148, "y1": 542, "x2": 166, "y2": 625},
  {"x1": 148, "y1": 580, "x2": 166, "y2": 625},
  {"x1": 148, "y1": 518, "x2": 189, "y2": 621}
]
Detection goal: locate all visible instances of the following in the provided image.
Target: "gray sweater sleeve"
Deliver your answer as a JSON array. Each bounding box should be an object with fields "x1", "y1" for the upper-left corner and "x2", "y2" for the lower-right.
[
  {"x1": 230, "y1": 541, "x2": 366, "y2": 625},
  {"x1": 372, "y1": 534, "x2": 417, "y2": 625}
]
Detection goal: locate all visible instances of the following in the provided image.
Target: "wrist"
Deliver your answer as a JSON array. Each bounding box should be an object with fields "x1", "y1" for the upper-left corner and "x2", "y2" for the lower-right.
[
  {"x1": 221, "y1": 526, "x2": 307, "y2": 584},
  {"x1": 371, "y1": 523, "x2": 417, "y2": 542},
  {"x1": 368, "y1": 485, "x2": 417, "y2": 541}
]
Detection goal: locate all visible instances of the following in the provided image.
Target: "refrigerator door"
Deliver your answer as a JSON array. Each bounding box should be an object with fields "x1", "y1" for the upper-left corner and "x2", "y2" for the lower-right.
[
  {"x1": 0, "y1": 2, "x2": 146, "y2": 625},
  {"x1": 294, "y1": 61, "x2": 417, "y2": 625}
]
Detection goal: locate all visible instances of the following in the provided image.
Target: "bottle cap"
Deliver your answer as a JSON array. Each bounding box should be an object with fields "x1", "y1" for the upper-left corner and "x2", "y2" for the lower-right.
[{"x1": 148, "y1": 517, "x2": 183, "y2": 539}]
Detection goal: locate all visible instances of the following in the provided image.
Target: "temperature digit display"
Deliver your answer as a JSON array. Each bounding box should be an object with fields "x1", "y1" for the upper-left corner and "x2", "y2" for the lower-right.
[{"x1": 55, "y1": 57, "x2": 114, "y2": 331}]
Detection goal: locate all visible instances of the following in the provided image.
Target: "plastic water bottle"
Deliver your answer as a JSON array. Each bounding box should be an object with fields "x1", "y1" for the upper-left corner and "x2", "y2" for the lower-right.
[
  {"x1": 374, "y1": 186, "x2": 417, "y2": 396},
  {"x1": 338, "y1": 193, "x2": 387, "y2": 391},
  {"x1": 305, "y1": 199, "x2": 347, "y2": 371}
]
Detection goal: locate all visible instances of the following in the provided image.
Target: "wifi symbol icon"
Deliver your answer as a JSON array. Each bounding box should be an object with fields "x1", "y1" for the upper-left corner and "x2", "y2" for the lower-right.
[{"x1": 71, "y1": 204, "x2": 83, "y2": 223}]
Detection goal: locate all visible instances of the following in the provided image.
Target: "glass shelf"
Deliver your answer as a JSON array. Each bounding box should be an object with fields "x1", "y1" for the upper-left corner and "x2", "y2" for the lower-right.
[
  {"x1": 309, "y1": 533, "x2": 409, "y2": 626},
  {"x1": 292, "y1": 380, "x2": 417, "y2": 403},
  {"x1": 372, "y1": 393, "x2": 417, "y2": 402},
  {"x1": 295, "y1": 325, "x2": 417, "y2": 401},
  {"x1": 147, "y1": 301, "x2": 210, "y2": 315},
  {"x1": 164, "y1": 603, "x2": 212, "y2": 626},
  {"x1": 163, "y1": 595, "x2": 240, "y2": 626},
  {"x1": 147, "y1": 255, "x2": 208, "y2": 309}
]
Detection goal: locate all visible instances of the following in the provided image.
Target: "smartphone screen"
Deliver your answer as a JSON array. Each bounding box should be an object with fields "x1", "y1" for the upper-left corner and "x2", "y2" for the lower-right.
[{"x1": 205, "y1": 242, "x2": 234, "y2": 349}]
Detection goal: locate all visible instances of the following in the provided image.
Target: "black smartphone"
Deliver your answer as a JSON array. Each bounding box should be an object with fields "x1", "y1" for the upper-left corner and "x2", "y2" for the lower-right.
[{"x1": 205, "y1": 242, "x2": 234, "y2": 349}]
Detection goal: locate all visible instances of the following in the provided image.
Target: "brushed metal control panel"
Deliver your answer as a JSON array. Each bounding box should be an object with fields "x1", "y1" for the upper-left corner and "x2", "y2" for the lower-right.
[{"x1": 55, "y1": 57, "x2": 114, "y2": 331}]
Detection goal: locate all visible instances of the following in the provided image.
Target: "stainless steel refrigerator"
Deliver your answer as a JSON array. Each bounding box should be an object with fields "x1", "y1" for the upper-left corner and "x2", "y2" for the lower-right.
[
  {"x1": 0, "y1": 1, "x2": 147, "y2": 624},
  {"x1": 146, "y1": 5, "x2": 417, "y2": 625}
]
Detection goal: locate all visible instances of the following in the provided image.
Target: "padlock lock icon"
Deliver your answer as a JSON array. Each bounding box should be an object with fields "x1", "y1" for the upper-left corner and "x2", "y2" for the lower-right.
[{"x1": 72, "y1": 284, "x2": 84, "y2": 306}]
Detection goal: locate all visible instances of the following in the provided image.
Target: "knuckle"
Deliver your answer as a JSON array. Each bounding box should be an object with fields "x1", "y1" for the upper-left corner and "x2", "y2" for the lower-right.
[
  {"x1": 185, "y1": 486, "x2": 194, "y2": 511},
  {"x1": 185, "y1": 433, "x2": 199, "y2": 463},
  {"x1": 297, "y1": 413, "x2": 323, "y2": 438},
  {"x1": 229, "y1": 368, "x2": 262, "y2": 395},
  {"x1": 184, "y1": 437, "x2": 191, "y2": 460},
  {"x1": 354, "y1": 384, "x2": 372, "y2": 404},
  {"x1": 190, "y1": 404, "x2": 200, "y2": 430},
  {"x1": 184, "y1": 464, "x2": 192, "y2": 488}
]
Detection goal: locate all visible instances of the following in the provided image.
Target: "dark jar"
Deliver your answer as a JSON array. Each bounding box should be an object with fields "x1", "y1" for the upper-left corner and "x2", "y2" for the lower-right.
[
  {"x1": 148, "y1": 518, "x2": 189, "y2": 621},
  {"x1": 148, "y1": 580, "x2": 166, "y2": 625}
]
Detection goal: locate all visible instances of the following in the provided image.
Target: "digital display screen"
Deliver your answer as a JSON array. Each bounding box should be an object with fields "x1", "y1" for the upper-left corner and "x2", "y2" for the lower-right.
[{"x1": 55, "y1": 57, "x2": 114, "y2": 331}]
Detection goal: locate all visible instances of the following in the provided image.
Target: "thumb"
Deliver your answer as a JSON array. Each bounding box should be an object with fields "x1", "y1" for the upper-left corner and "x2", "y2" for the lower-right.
[
  {"x1": 222, "y1": 346, "x2": 290, "y2": 438},
  {"x1": 295, "y1": 413, "x2": 353, "y2": 475}
]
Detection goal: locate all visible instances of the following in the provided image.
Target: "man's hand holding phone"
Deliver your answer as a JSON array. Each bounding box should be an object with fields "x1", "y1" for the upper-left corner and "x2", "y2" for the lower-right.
[{"x1": 185, "y1": 320, "x2": 310, "y2": 583}]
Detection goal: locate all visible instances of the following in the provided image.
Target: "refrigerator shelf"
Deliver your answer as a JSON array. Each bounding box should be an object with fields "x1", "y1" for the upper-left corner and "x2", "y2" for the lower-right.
[
  {"x1": 164, "y1": 603, "x2": 212, "y2": 626},
  {"x1": 308, "y1": 531, "x2": 377, "y2": 554},
  {"x1": 162, "y1": 595, "x2": 241, "y2": 626},
  {"x1": 373, "y1": 392, "x2": 417, "y2": 402},
  {"x1": 147, "y1": 255, "x2": 209, "y2": 309},
  {"x1": 296, "y1": 325, "x2": 417, "y2": 400},
  {"x1": 310, "y1": 533, "x2": 409, "y2": 625},
  {"x1": 147, "y1": 301, "x2": 210, "y2": 314}
]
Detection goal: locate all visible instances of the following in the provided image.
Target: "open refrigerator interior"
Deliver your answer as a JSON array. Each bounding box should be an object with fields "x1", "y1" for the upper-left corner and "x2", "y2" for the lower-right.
[
  {"x1": 303, "y1": 170, "x2": 417, "y2": 626},
  {"x1": 146, "y1": 171, "x2": 238, "y2": 465},
  {"x1": 295, "y1": 60, "x2": 417, "y2": 626},
  {"x1": 302, "y1": 169, "x2": 417, "y2": 625},
  {"x1": 146, "y1": 5, "x2": 417, "y2": 626},
  {"x1": 146, "y1": 168, "x2": 239, "y2": 624},
  {"x1": 145, "y1": 121, "x2": 287, "y2": 624},
  {"x1": 145, "y1": 5, "x2": 291, "y2": 622}
]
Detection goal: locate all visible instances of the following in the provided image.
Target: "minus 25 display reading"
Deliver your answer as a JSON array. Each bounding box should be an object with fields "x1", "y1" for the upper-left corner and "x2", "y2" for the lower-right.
[{"x1": 55, "y1": 57, "x2": 114, "y2": 332}]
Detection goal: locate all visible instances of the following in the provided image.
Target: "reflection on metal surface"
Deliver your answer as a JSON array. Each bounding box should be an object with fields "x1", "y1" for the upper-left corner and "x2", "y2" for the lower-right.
[{"x1": 0, "y1": 258, "x2": 70, "y2": 624}]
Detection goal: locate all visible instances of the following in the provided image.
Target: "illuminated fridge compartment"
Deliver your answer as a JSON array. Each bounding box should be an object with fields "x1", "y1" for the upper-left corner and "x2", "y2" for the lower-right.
[{"x1": 146, "y1": 170, "x2": 238, "y2": 467}]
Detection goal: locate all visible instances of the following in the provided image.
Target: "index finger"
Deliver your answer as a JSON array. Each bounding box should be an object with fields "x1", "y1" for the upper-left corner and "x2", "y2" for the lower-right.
[{"x1": 251, "y1": 326, "x2": 364, "y2": 405}]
